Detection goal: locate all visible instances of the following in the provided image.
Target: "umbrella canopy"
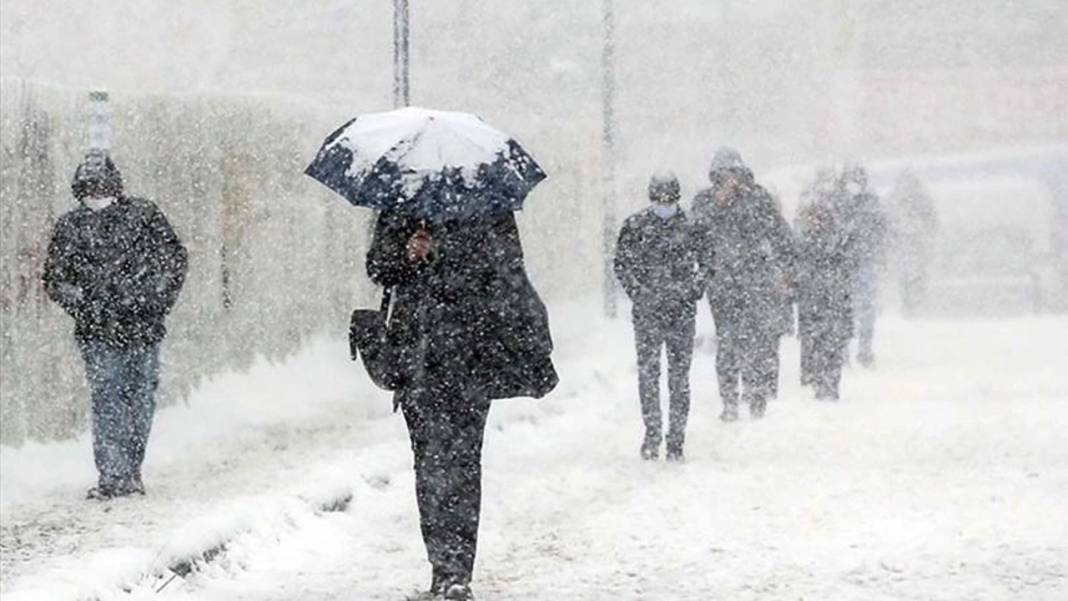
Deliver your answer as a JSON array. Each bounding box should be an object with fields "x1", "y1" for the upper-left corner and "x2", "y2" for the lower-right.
[{"x1": 305, "y1": 107, "x2": 546, "y2": 220}]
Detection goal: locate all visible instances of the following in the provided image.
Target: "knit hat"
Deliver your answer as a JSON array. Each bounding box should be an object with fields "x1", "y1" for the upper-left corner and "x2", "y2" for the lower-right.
[
  {"x1": 708, "y1": 146, "x2": 752, "y2": 182},
  {"x1": 840, "y1": 162, "x2": 868, "y2": 190},
  {"x1": 71, "y1": 150, "x2": 123, "y2": 201},
  {"x1": 648, "y1": 170, "x2": 681, "y2": 204}
]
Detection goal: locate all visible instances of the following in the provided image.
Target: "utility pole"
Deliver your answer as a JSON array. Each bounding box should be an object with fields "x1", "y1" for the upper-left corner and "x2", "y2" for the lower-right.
[
  {"x1": 393, "y1": 0, "x2": 411, "y2": 107},
  {"x1": 88, "y1": 90, "x2": 111, "y2": 152},
  {"x1": 832, "y1": 0, "x2": 860, "y2": 156},
  {"x1": 601, "y1": 0, "x2": 618, "y2": 318}
]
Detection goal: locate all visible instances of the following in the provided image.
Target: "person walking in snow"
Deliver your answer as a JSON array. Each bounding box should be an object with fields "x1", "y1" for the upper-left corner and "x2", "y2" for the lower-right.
[
  {"x1": 43, "y1": 151, "x2": 188, "y2": 500},
  {"x1": 614, "y1": 172, "x2": 708, "y2": 462},
  {"x1": 836, "y1": 164, "x2": 886, "y2": 368},
  {"x1": 796, "y1": 202, "x2": 853, "y2": 401},
  {"x1": 886, "y1": 171, "x2": 938, "y2": 317},
  {"x1": 366, "y1": 210, "x2": 557, "y2": 600},
  {"x1": 692, "y1": 147, "x2": 795, "y2": 421}
]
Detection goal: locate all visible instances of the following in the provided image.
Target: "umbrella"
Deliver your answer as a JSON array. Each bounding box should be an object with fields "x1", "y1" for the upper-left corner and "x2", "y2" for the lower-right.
[{"x1": 305, "y1": 107, "x2": 546, "y2": 219}]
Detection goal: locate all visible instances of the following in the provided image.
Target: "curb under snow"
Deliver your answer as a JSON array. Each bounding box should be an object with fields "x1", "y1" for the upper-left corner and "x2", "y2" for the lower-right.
[{"x1": 4, "y1": 481, "x2": 354, "y2": 601}]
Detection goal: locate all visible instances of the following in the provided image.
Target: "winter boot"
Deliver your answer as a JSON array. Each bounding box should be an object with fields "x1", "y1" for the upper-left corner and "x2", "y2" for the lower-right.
[
  {"x1": 749, "y1": 397, "x2": 767, "y2": 419},
  {"x1": 665, "y1": 446, "x2": 685, "y2": 463},
  {"x1": 857, "y1": 351, "x2": 875, "y2": 369},
  {"x1": 85, "y1": 485, "x2": 116, "y2": 501},
  {"x1": 405, "y1": 590, "x2": 442, "y2": 601},
  {"x1": 640, "y1": 440, "x2": 659, "y2": 461},
  {"x1": 719, "y1": 404, "x2": 739, "y2": 422},
  {"x1": 814, "y1": 383, "x2": 839, "y2": 402},
  {"x1": 115, "y1": 476, "x2": 146, "y2": 497},
  {"x1": 443, "y1": 583, "x2": 474, "y2": 600}
]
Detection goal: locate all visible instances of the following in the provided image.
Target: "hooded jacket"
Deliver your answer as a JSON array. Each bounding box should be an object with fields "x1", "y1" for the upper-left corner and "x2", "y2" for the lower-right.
[
  {"x1": 692, "y1": 160, "x2": 796, "y2": 333},
  {"x1": 43, "y1": 196, "x2": 188, "y2": 348}
]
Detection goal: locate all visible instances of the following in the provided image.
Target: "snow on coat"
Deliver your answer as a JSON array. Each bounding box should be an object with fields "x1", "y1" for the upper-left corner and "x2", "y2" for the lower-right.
[
  {"x1": 366, "y1": 211, "x2": 558, "y2": 403},
  {"x1": 43, "y1": 197, "x2": 188, "y2": 348}
]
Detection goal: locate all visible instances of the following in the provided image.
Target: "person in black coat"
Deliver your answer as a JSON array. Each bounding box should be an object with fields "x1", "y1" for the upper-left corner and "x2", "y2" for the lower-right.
[
  {"x1": 692, "y1": 147, "x2": 795, "y2": 421},
  {"x1": 366, "y1": 209, "x2": 557, "y2": 600},
  {"x1": 796, "y1": 202, "x2": 854, "y2": 401},
  {"x1": 837, "y1": 164, "x2": 886, "y2": 367},
  {"x1": 43, "y1": 151, "x2": 187, "y2": 499},
  {"x1": 614, "y1": 171, "x2": 707, "y2": 461}
]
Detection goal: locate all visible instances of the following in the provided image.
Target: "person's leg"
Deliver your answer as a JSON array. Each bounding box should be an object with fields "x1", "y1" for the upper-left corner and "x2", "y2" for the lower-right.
[
  {"x1": 401, "y1": 387, "x2": 449, "y2": 591},
  {"x1": 665, "y1": 314, "x2": 695, "y2": 457},
  {"x1": 768, "y1": 334, "x2": 782, "y2": 400},
  {"x1": 714, "y1": 313, "x2": 741, "y2": 420},
  {"x1": 634, "y1": 314, "x2": 665, "y2": 455},
  {"x1": 741, "y1": 330, "x2": 774, "y2": 417},
  {"x1": 437, "y1": 396, "x2": 491, "y2": 585},
  {"x1": 830, "y1": 320, "x2": 853, "y2": 401},
  {"x1": 854, "y1": 273, "x2": 877, "y2": 366},
  {"x1": 799, "y1": 311, "x2": 814, "y2": 387},
  {"x1": 401, "y1": 383, "x2": 491, "y2": 590},
  {"x1": 827, "y1": 342, "x2": 844, "y2": 401},
  {"x1": 79, "y1": 340, "x2": 128, "y2": 493},
  {"x1": 901, "y1": 272, "x2": 920, "y2": 317},
  {"x1": 123, "y1": 344, "x2": 160, "y2": 490},
  {"x1": 811, "y1": 328, "x2": 835, "y2": 400}
]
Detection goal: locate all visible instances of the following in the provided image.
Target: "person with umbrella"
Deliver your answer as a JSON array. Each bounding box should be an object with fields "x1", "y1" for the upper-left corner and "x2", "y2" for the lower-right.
[{"x1": 307, "y1": 108, "x2": 558, "y2": 601}]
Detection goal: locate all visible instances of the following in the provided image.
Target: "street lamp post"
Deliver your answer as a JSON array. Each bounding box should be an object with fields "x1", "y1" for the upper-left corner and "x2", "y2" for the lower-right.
[
  {"x1": 393, "y1": 0, "x2": 411, "y2": 107},
  {"x1": 601, "y1": 0, "x2": 618, "y2": 318}
]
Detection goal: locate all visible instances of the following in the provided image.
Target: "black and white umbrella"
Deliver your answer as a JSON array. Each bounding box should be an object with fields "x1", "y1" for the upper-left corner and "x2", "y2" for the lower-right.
[{"x1": 305, "y1": 107, "x2": 546, "y2": 220}]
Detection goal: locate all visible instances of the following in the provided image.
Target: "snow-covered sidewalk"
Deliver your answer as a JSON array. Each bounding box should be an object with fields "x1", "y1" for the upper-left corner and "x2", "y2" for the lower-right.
[
  {"x1": 2, "y1": 306, "x2": 1067, "y2": 600},
  {"x1": 0, "y1": 337, "x2": 386, "y2": 599}
]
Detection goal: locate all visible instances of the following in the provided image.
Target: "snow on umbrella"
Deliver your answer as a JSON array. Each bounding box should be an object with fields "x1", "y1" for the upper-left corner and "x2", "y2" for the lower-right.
[{"x1": 304, "y1": 107, "x2": 546, "y2": 220}]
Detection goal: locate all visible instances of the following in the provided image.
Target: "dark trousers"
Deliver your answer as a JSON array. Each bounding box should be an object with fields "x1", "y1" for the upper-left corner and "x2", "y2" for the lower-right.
[
  {"x1": 78, "y1": 339, "x2": 160, "y2": 487},
  {"x1": 768, "y1": 335, "x2": 782, "y2": 399},
  {"x1": 633, "y1": 308, "x2": 695, "y2": 452},
  {"x1": 713, "y1": 316, "x2": 778, "y2": 408},
  {"x1": 853, "y1": 267, "x2": 877, "y2": 361},
  {"x1": 900, "y1": 270, "x2": 928, "y2": 317},
  {"x1": 800, "y1": 326, "x2": 847, "y2": 399},
  {"x1": 399, "y1": 384, "x2": 491, "y2": 585}
]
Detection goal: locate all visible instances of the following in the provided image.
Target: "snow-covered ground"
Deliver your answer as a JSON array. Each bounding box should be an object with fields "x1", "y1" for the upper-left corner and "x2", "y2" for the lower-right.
[{"x1": 2, "y1": 302, "x2": 1066, "y2": 600}]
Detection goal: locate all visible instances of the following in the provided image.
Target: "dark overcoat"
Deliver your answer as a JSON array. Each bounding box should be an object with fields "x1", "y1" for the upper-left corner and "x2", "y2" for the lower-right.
[{"x1": 366, "y1": 211, "x2": 558, "y2": 403}]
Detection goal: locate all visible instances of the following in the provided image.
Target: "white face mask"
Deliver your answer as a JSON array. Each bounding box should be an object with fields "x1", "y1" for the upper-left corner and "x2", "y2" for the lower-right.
[
  {"x1": 651, "y1": 203, "x2": 679, "y2": 219},
  {"x1": 85, "y1": 196, "x2": 116, "y2": 211}
]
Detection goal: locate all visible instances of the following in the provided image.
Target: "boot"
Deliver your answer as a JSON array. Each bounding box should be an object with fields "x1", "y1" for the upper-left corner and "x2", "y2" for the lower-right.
[
  {"x1": 444, "y1": 582, "x2": 474, "y2": 600},
  {"x1": 749, "y1": 397, "x2": 767, "y2": 419},
  {"x1": 815, "y1": 383, "x2": 839, "y2": 401},
  {"x1": 640, "y1": 440, "x2": 659, "y2": 461},
  {"x1": 665, "y1": 445, "x2": 685, "y2": 462},
  {"x1": 719, "y1": 404, "x2": 739, "y2": 422},
  {"x1": 857, "y1": 351, "x2": 875, "y2": 369}
]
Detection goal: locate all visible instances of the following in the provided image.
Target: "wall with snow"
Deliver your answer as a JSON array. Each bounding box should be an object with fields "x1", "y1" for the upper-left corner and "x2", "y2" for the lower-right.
[{"x1": 0, "y1": 79, "x2": 602, "y2": 446}]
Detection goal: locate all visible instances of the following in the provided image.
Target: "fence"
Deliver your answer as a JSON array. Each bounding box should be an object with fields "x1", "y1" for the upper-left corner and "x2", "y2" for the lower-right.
[{"x1": 0, "y1": 81, "x2": 369, "y2": 445}]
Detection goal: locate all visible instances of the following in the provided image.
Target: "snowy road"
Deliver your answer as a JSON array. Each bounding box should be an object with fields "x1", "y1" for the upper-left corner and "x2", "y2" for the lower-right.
[{"x1": 3, "y1": 308, "x2": 1067, "y2": 600}]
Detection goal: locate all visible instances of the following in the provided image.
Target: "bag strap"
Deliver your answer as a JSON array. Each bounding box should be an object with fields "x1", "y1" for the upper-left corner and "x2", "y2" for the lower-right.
[{"x1": 380, "y1": 287, "x2": 393, "y2": 318}]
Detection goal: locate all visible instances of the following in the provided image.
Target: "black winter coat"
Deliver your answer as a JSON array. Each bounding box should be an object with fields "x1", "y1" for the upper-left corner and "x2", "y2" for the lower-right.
[
  {"x1": 43, "y1": 197, "x2": 188, "y2": 348},
  {"x1": 692, "y1": 182, "x2": 796, "y2": 333},
  {"x1": 613, "y1": 207, "x2": 707, "y2": 322},
  {"x1": 797, "y1": 225, "x2": 853, "y2": 343},
  {"x1": 366, "y1": 211, "x2": 558, "y2": 403}
]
